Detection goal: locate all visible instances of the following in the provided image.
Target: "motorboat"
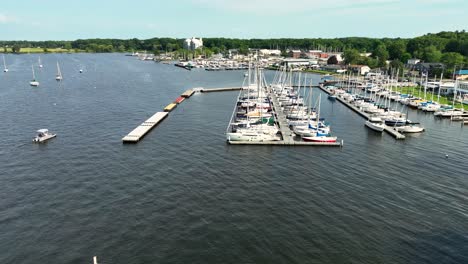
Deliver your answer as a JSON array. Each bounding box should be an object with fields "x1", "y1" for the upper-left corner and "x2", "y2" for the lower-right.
[
  {"x1": 365, "y1": 116, "x2": 385, "y2": 132},
  {"x1": 33, "y1": 129, "x2": 56, "y2": 143}
]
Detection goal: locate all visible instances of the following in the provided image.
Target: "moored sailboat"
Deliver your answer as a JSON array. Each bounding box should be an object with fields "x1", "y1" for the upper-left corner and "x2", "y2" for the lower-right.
[
  {"x1": 29, "y1": 65, "x2": 39, "y2": 86},
  {"x1": 55, "y1": 61, "x2": 63, "y2": 81},
  {"x1": 3, "y1": 54, "x2": 8, "y2": 72}
]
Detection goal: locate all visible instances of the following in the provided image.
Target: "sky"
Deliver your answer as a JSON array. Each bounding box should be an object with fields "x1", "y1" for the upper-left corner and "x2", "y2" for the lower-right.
[{"x1": 0, "y1": 0, "x2": 467, "y2": 40}]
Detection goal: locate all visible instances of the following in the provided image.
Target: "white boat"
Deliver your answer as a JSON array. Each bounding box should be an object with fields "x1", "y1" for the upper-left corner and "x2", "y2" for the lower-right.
[
  {"x1": 29, "y1": 65, "x2": 39, "y2": 86},
  {"x1": 38, "y1": 56, "x2": 43, "y2": 68},
  {"x1": 55, "y1": 61, "x2": 63, "y2": 81},
  {"x1": 434, "y1": 109, "x2": 465, "y2": 117},
  {"x1": 33, "y1": 129, "x2": 56, "y2": 143},
  {"x1": 3, "y1": 54, "x2": 8, "y2": 72},
  {"x1": 365, "y1": 116, "x2": 385, "y2": 132},
  {"x1": 226, "y1": 131, "x2": 280, "y2": 142},
  {"x1": 302, "y1": 136, "x2": 337, "y2": 142},
  {"x1": 395, "y1": 125, "x2": 424, "y2": 133}
]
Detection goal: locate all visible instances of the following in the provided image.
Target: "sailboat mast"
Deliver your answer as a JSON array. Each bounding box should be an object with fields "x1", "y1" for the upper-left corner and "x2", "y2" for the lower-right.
[{"x1": 32, "y1": 65, "x2": 35, "y2": 80}]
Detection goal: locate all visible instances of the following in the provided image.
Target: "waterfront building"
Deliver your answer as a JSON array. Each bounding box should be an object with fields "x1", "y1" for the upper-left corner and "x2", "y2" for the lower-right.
[
  {"x1": 349, "y1": 65, "x2": 371, "y2": 75},
  {"x1": 455, "y1": 69, "x2": 468, "y2": 80},
  {"x1": 184, "y1": 37, "x2": 203, "y2": 50},
  {"x1": 289, "y1": 50, "x2": 302, "y2": 59}
]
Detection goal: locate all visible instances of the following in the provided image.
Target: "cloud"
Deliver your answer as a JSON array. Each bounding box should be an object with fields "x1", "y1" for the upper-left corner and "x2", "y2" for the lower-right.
[{"x1": 0, "y1": 14, "x2": 18, "y2": 23}]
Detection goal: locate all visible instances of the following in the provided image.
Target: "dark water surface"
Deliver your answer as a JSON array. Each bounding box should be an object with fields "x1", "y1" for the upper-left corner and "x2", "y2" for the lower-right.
[{"x1": 1, "y1": 54, "x2": 467, "y2": 264}]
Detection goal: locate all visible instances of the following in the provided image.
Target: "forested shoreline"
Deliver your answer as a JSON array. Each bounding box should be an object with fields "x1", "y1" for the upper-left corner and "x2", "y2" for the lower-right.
[{"x1": 1, "y1": 31, "x2": 466, "y2": 70}]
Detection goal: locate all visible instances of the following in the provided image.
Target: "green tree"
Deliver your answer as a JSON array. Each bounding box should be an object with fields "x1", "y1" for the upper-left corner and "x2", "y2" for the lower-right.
[
  {"x1": 400, "y1": 52, "x2": 412, "y2": 64},
  {"x1": 421, "y1": 46, "x2": 442, "y2": 62},
  {"x1": 64, "y1": 42, "x2": 72, "y2": 50},
  {"x1": 343, "y1": 48, "x2": 360, "y2": 65},
  {"x1": 389, "y1": 59, "x2": 404, "y2": 71},
  {"x1": 441, "y1": 52, "x2": 465, "y2": 68},
  {"x1": 238, "y1": 45, "x2": 249, "y2": 55},
  {"x1": 372, "y1": 44, "x2": 389, "y2": 68},
  {"x1": 117, "y1": 45, "x2": 126, "y2": 52},
  {"x1": 387, "y1": 40, "x2": 406, "y2": 60},
  {"x1": 11, "y1": 45, "x2": 21, "y2": 53}
]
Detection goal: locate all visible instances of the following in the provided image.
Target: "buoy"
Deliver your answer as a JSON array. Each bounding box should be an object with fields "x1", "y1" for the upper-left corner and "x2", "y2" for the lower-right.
[{"x1": 445, "y1": 154, "x2": 448, "y2": 158}]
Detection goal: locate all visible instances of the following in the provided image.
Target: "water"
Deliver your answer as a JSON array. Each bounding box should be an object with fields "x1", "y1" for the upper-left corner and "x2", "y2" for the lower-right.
[{"x1": 1, "y1": 53, "x2": 467, "y2": 264}]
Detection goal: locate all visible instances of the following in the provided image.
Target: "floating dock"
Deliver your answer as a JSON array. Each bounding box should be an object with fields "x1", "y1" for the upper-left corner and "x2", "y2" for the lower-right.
[
  {"x1": 319, "y1": 85, "x2": 405, "y2": 139},
  {"x1": 122, "y1": 112, "x2": 168, "y2": 143},
  {"x1": 181, "y1": 89, "x2": 195, "y2": 98},
  {"x1": 164, "y1": 103, "x2": 177, "y2": 112},
  {"x1": 174, "y1": 96, "x2": 185, "y2": 104},
  {"x1": 201, "y1": 87, "x2": 243, "y2": 93}
]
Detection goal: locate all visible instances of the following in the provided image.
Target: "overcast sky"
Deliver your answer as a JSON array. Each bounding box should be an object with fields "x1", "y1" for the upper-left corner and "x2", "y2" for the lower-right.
[{"x1": 0, "y1": 0, "x2": 467, "y2": 40}]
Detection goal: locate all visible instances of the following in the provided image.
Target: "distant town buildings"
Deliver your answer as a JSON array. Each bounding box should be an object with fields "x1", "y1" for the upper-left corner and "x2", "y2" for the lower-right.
[
  {"x1": 259, "y1": 49, "x2": 281, "y2": 57},
  {"x1": 184, "y1": 37, "x2": 203, "y2": 50}
]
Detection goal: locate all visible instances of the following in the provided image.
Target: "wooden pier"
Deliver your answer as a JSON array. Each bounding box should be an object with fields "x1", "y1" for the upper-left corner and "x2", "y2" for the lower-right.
[
  {"x1": 319, "y1": 85, "x2": 406, "y2": 139},
  {"x1": 122, "y1": 112, "x2": 168, "y2": 143},
  {"x1": 228, "y1": 140, "x2": 342, "y2": 146}
]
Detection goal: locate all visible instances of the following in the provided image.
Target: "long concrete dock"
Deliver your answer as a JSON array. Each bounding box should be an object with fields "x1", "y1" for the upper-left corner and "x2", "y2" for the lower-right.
[
  {"x1": 201, "y1": 87, "x2": 242, "y2": 93},
  {"x1": 122, "y1": 112, "x2": 168, "y2": 143},
  {"x1": 319, "y1": 85, "x2": 405, "y2": 139}
]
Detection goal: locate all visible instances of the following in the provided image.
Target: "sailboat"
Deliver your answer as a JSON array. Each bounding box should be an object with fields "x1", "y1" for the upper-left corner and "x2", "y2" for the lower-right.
[
  {"x1": 302, "y1": 94, "x2": 338, "y2": 142},
  {"x1": 55, "y1": 61, "x2": 63, "y2": 81},
  {"x1": 38, "y1": 56, "x2": 43, "y2": 68},
  {"x1": 3, "y1": 55, "x2": 8, "y2": 72},
  {"x1": 29, "y1": 65, "x2": 39, "y2": 86},
  {"x1": 395, "y1": 106, "x2": 424, "y2": 133}
]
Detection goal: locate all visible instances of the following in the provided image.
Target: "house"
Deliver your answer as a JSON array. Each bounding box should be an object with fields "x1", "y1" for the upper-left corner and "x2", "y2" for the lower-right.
[
  {"x1": 407, "y1": 58, "x2": 420, "y2": 65},
  {"x1": 455, "y1": 69, "x2": 468, "y2": 80},
  {"x1": 289, "y1": 50, "x2": 302, "y2": 59},
  {"x1": 413, "y1": 62, "x2": 445, "y2": 76},
  {"x1": 349, "y1": 65, "x2": 371, "y2": 75},
  {"x1": 306, "y1": 50, "x2": 322, "y2": 59}
]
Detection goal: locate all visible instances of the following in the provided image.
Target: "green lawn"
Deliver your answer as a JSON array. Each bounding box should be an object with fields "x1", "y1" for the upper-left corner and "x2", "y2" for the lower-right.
[
  {"x1": 396, "y1": 86, "x2": 468, "y2": 110},
  {"x1": 1, "y1": 47, "x2": 81, "y2": 53}
]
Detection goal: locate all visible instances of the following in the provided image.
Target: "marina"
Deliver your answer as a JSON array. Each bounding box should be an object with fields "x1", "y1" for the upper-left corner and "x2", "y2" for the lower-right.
[{"x1": 226, "y1": 64, "x2": 342, "y2": 146}]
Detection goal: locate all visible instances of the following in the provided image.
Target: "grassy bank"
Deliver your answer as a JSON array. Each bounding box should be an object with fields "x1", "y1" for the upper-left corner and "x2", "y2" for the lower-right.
[
  {"x1": 395, "y1": 86, "x2": 468, "y2": 110},
  {"x1": 0, "y1": 47, "x2": 82, "y2": 53}
]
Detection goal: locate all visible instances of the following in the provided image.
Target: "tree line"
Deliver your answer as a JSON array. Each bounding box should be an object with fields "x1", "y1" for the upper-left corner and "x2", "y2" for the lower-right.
[{"x1": 1, "y1": 30, "x2": 467, "y2": 69}]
